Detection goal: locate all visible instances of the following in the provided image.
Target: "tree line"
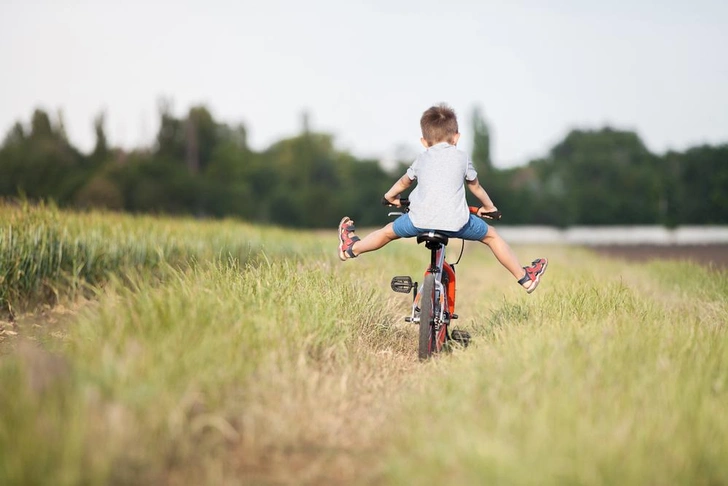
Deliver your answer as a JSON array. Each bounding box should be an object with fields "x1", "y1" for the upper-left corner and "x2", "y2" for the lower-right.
[{"x1": 1, "y1": 104, "x2": 726, "y2": 227}]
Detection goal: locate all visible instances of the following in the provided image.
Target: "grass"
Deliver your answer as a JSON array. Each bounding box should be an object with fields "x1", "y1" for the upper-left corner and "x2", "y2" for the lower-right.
[
  {"x1": 1, "y1": 258, "x2": 414, "y2": 484},
  {"x1": 0, "y1": 201, "x2": 323, "y2": 313},
  {"x1": 1, "y1": 204, "x2": 727, "y2": 485},
  {"x1": 384, "y1": 247, "x2": 728, "y2": 485}
]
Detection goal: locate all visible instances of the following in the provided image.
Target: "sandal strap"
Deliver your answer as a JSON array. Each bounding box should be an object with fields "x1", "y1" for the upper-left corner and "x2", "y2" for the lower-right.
[
  {"x1": 340, "y1": 225, "x2": 357, "y2": 241},
  {"x1": 345, "y1": 236, "x2": 361, "y2": 258},
  {"x1": 517, "y1": 268, "x2": 531, "y2": 285}
]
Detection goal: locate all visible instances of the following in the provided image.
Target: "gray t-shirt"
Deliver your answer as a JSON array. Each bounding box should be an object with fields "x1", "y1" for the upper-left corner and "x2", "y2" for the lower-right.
[{"x1": 406, "y1": 142, "x2": 478, "y2": 231}]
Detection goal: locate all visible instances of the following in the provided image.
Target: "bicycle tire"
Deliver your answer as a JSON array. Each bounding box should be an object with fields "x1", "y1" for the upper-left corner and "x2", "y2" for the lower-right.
[{"x1": 418, "y1": 274, "x2": 437, "y2": 360}]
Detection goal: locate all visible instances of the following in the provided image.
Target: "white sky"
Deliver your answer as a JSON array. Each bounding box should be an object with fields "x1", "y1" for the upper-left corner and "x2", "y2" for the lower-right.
[{"x1": 1, "y1": 0, "x2": 727, "y2": 167}]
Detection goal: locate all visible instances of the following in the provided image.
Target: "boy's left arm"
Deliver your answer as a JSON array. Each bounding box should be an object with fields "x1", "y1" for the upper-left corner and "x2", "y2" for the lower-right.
[{"x1": 467, "y1": 178, "x2": 498, "y2": 216}]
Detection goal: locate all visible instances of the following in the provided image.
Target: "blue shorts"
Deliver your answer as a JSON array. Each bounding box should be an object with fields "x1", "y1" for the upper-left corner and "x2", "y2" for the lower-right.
[{"x1": 392, "y1": 214, "x2": 489, "y2": 241}]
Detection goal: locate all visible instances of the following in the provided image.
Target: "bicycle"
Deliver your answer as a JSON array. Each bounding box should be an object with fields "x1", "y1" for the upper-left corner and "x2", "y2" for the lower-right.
[{"x1": 385, "y1": 198, "x2": 501, "y2": 360}]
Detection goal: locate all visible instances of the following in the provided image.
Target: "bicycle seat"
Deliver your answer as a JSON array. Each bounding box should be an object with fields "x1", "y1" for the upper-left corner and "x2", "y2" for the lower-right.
[{"x1": 416, "y1": 231, "x2": 449, "y2": 247}]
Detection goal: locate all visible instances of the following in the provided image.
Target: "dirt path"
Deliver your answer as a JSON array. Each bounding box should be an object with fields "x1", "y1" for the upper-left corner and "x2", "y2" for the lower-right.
[
  {"x1": 588, "y1": 244, "x2": 728, "y2": 270},
  {"x1": 0, "y1": 303, "x2": 84, "y2": 355}
]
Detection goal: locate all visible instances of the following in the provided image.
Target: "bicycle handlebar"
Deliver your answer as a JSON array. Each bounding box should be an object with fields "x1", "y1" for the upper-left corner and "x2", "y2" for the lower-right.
[
  {"x1": 469, "y1": 206, "x2": 502, "y2": 221},
  {"x1": 382, "y1": 197, "x2": 501, "y2": 220},
  {"x1": 381, "y1": 197, "x2": 410, "y2": 210}
]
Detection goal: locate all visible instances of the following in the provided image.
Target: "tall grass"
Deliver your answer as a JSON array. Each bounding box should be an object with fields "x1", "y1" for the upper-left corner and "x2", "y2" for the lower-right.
[
  {"x1": 0, "y1": 205, "x2": 421, "y2": 484},
  {"x1": 0, "y1": 202, "x2": 322, "y2": 311},
  {"x1": 1, "y1": 205, "x2": 727, "y2": 485},
  {"x1": 383, "y1": 246, "x2": 728, "y2": 485}
]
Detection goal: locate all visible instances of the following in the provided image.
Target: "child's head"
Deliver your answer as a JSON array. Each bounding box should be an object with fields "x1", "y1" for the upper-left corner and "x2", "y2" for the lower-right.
[{"x1": 420, "y1": 103, "x2": 459, "y2": 147}]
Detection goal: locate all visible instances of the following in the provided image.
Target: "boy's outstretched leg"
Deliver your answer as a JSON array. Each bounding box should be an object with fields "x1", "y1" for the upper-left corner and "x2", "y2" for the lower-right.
[
  {"x1": 337, "y1": 218, "x2": 398, "y2": 261},
  {"x1": 480, "y1": 226, "x2": 548, "y2": 293}
]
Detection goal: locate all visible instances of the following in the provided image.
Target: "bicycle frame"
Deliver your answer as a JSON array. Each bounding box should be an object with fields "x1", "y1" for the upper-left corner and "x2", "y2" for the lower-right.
[
  {"x1": 387, "y1": 198, "x2": 478, "y2": 359},
  {"x1": 413, "y1": 233, "x2": 455, "y2": 357},
  {"x1": 391, "y1": 231, "x2": 457, "y2": 359}
]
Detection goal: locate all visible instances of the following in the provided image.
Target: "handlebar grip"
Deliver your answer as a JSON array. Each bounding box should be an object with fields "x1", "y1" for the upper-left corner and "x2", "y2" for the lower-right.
[
  {"x1": 382, "y1": 197, "x2": 410, "y2": 208},
  {"x1": 469, "y1": 206, "x2": 502, "y2": 220}
]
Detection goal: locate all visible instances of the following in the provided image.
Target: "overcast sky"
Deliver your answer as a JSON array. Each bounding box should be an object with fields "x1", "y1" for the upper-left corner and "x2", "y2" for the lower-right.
[{"x1": 1, "y1": 0, "x2": 727, "y2": 167}]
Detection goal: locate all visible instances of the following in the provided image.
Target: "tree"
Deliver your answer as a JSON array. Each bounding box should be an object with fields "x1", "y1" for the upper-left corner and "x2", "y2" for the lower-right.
[
  {"x1": 2, "y1": 122, "x2": 25, "y2": 147},
  {"x1": 539, "y1": 128, "x2": 660, "y2": 225},
  {"x1": 471, "y1": 105, "x2": 492, "y2": 174},
  {"x1": 668, "y1": 145, "x2": 728, "y2": 224},
  {"x1": 156, "y1": 98, "x2": 186, "y2": 163},
  {"x1": 30, "y1": 109, "x2": 53, "y2": 139},
  {"x1": 91, "y1": 111, "x2": 109, "y2": 162},
  {"x1": 184, "y1": 106, "x2": 218, "y2": 174},
  {"x1": 0, "y1": 109, "x2": 85, "y2": 203}
]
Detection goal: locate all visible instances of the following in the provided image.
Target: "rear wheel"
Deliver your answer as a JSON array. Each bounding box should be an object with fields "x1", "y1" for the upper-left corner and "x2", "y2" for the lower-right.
[{"x1": 418, "y1": 274, "x2": 437, "y2": 360}]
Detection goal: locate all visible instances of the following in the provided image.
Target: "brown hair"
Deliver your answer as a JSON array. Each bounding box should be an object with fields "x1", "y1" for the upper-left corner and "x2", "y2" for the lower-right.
[{"x1": 420, "y1": 104, "x2": 459, "y2": 145}]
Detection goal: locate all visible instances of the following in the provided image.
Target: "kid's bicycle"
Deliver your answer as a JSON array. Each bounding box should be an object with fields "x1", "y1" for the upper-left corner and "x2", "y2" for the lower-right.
[{"x1": 386, "y1": 198, "x2": 501, "y2": 360}]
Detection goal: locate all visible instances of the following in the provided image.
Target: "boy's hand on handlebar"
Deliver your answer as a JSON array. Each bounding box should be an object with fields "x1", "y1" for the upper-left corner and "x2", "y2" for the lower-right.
[
  {"x1": 382, "y1": 195, "x2": 406, "y2": 208},
  {"x1": 472, "y1": 206, "x2": 502, "y2": 220}
]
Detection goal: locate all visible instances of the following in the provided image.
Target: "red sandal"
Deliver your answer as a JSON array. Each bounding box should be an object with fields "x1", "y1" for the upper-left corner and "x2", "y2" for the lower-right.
[
  {"x1": 338, "y1": 217, "x2": 361, "y2": 261},
  {"x1": 517, "y1": 258, "x2": 548, "y2": 293}
]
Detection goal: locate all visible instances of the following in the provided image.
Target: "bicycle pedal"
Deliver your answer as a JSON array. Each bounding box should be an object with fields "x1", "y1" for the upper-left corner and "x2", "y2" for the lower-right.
[
  {"x1": 391, "y1": 276, "x2": 414, "y2": 293},
  {"x1": 451, "y1": 329, "x2": 471, "y2": 347}
]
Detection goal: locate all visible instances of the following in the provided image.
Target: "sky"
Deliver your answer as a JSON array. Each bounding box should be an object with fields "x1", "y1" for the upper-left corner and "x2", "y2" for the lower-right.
[{"x1": 1, "y1": 0, "x2": 727, "y2": 168}]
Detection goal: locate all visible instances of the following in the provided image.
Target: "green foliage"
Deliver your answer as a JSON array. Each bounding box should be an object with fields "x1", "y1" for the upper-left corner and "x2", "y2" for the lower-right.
[
  {"x1": 0, "y1": 109, "x2": 85, "y2": 204},
  {"x1": 668, "y1": 145, "x2": 728, "y2": 224},
  {"x1": 91, "y1": 112, "x2": 109, "y2": 161},
  {"x1": 1, "y1": 105, "x2": 726, "y2": 227},
  {"x1": 536, "y1": 128, "x2": 661, "y2": 225},
  {"x1": 470, "y1": 105, "x2": 492, "y2": 174},
  {"x1": 74, "y1": 174, "x2": 124, "y2": 210}
]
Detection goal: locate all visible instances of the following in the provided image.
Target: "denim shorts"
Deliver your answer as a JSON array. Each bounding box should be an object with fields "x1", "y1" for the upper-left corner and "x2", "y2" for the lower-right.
[{"x1": 392, "y1": 214, "x2": 488, "y2": 241}]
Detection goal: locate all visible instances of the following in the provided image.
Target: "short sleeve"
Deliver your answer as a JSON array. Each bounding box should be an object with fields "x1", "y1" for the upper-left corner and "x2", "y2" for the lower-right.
[
  {"x1": 406, "y1": 159, "x2": 418, "y2": 180},
  {"x1": 465, "y1": 156, "x2": 478, "y2": 181}
]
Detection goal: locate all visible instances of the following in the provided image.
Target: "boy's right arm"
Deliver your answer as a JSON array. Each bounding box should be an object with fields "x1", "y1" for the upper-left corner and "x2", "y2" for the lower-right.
[{"x1": 383, "y1": 174, "x2": 413, "y2": 207}]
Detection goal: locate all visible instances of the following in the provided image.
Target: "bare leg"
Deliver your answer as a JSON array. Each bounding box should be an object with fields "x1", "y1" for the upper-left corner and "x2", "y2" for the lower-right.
[
  {"x1": 351, "y1": 222, "x2": 399, "y2": 256},
  {"x1": 480, "y1": 226, "x2": 529, "y2": 286}
]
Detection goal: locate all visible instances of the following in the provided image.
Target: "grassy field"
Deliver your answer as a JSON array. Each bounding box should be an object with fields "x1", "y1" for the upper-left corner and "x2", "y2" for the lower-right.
[{"x1": 1, "y1": 204, "x2": 727, "y2": 485}]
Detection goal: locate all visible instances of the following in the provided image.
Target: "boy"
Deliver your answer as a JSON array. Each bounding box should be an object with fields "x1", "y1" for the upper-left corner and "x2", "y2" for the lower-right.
[{"x1": 337, "y1": 103, "x2": 547, "y2": 293}]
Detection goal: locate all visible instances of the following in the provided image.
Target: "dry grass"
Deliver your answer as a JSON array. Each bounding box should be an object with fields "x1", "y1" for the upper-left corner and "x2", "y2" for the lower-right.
[{"x1": 2, "y1": 206, "x2": 727, "y2": 485}]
